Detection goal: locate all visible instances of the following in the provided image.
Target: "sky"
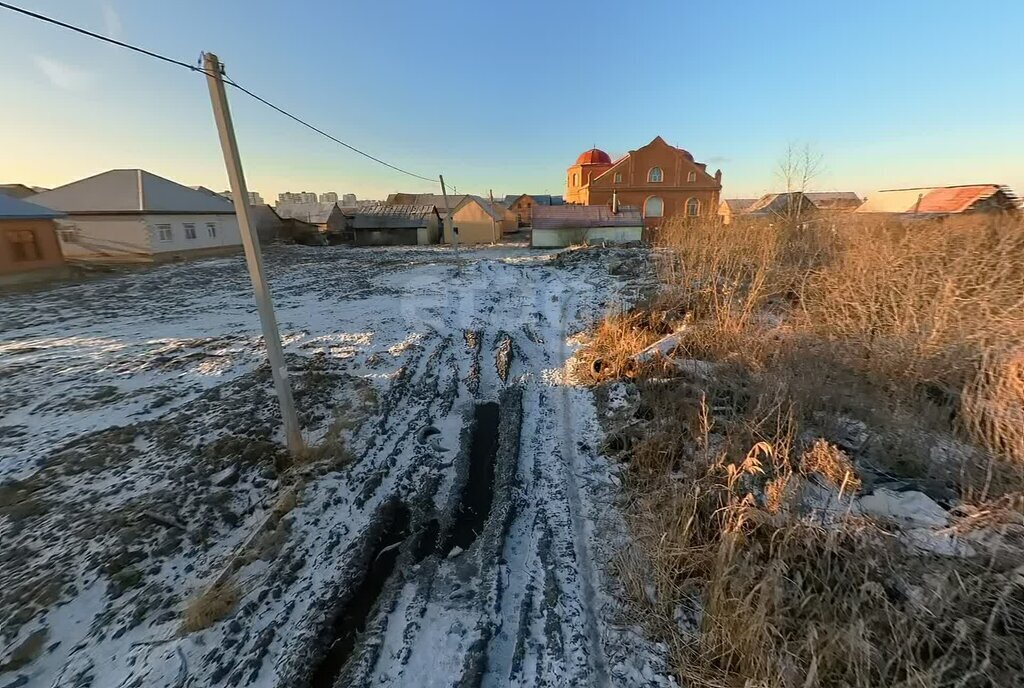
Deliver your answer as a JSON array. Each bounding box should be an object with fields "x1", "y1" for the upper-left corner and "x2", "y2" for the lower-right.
[{"x1": 1, "y1": 0, "x2": 1023, "y2": 202}]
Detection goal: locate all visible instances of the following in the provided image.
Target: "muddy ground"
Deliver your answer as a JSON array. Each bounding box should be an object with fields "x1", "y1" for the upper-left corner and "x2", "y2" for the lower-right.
[{"x1": 0, "y1": 245, "x2": 673, "y2": 687}]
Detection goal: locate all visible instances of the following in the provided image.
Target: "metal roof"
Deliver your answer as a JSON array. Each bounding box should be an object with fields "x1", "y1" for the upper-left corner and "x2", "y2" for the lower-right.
[
  {"x1": 30, "y1": 169, "x2": 235, "y2": 215},
  {"x1": 532, "y1": 204, "x2": 642, "y2": 230},
  {"x1": 721, "y1": 198, "x2": 757, "y2": 212},
  {"x1": 505, "y1": 194, "x2": 565, "y2": 206},
  {"x1": 274, "y1": 202, "x2": 339, "y2": 224},
  {"x1": 349, "y1": 204, "x2": 436, "y2": 229},
  {"x1": 0, "y1": 193, "x2": 64, "y2": 219},
  {"x1": 385, "y1": 193, "x2": 465, "y2": 213},
  {"x1": 804, "y1": 192, "x2": 862, "y2": 210},
  {"x1": 856, "y1": 185, "x2": 1010, "y2": 214}
]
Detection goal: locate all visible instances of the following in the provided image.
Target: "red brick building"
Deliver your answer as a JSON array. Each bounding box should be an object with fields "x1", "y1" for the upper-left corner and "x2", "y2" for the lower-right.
[{"x1": 565, "y1": 136, "x2": 722, "y2": 230}]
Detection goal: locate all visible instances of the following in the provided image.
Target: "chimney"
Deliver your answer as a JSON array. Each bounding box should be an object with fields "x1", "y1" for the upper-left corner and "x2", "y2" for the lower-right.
[{"x1": 611, "y1": 188, "x2": 619, "y2": 214}]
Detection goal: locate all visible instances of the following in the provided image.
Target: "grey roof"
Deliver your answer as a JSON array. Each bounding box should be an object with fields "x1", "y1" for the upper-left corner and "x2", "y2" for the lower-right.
[
  {"x1": 274, "y1": 202, "x2": 339, "y2": 224},
  {"x1": 746, "y1": 192, "x2": 816, "y2": 215},
  {"x1": 532, "y1": 204, "x2": 642, "y2": 230},
  {"x1": 349, "y1": 204, "x2": 436, "y2": 230},
  {"x1": 721, "y1": 198, "x2": 757, "y2": 212},
  {"x1": 31, "y1": 169, "x2": 235, "y2": 215},
  {"x1": 804, "y1": 191, "x2": 862, "y2": 211},
  {"x1": 0, "y1": 193, "x2": 64, "y2": 219},
  {"x1": 385, "y1": 193, "x2": 464, "y2": 213},
  {"x1": 0, "y1": 184, "x2": 42, "y2": 199}
]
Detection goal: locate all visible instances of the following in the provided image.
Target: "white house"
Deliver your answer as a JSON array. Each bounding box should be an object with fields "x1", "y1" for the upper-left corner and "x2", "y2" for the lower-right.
[{"x1": 30, "y1": 169, "x2": 241, "y2": 262}]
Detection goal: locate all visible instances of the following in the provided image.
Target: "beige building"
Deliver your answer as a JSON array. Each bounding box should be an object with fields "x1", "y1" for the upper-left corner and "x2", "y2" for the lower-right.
[
  {"x1": 0, "y1": 193, "x2": 68, "y2": 285},
  {"x1": 446, "y1": 196, "x2": 515, "y2": 245}
]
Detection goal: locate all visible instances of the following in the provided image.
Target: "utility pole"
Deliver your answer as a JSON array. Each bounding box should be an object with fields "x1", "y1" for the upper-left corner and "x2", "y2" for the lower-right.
[
  {"x1": 439, "y1": 174, "x2": 459, "y2": 267},
  {"x1": 488, "y1": 189, "x2": 498, "y2": 244},
  {"x1": 203, "y1": 52, "x2": 304, "y2": 454}
]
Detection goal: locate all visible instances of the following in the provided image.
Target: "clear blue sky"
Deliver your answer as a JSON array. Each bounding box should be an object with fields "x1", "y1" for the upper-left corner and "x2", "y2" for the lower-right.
[{"x1": 1, "y1": 0, "x2": 1022, "y2": 201}]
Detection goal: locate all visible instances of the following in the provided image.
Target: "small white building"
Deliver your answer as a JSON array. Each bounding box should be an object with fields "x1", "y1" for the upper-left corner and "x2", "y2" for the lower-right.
[
  {"x1": 31, "y1": 169, "x2": 241, "y2": 263},
  {"x1": 531, "y1": 204, "x2": 643, "y2": 248}
]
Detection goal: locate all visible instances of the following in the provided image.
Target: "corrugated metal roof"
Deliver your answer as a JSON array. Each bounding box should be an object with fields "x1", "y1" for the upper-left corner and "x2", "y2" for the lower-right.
[
  {"x1": 385, "y1": 193, "x2": 465, "y2": 213},
  {"x1": 857, "y1": 185, "x2": 1012, "y2": 214},
  {"x1": 721, "y1": 198, "x2": 757, "y2": 212},
  {"x1": 350, "y1": 204, "x2": 435, "y2": 229},
  {"x1": 30, "y1": 169, "x2": 235, "y2": 214},
  {"x1": 0, "y1": 193, "x2": 64, "y2": 219},
  {"x1": 915, "y1": 185, "x2": 1000, "y2": 214},
  {"x1": 274, "y1": 202, "x2": 338, "y2": 224},
  {"x1": 804, "y1": 191, "x2": 862, "y2": 211},
  {"x1": 532, "y1": 204, "x2": 642, "y2": 230}
]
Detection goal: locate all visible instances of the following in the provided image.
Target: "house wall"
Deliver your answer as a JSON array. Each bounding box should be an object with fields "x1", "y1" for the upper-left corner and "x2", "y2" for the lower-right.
[
  {"x1": 718, "y1": 201, "x2": 733, "y2": 225},
  {"x1": 56, "y1": 213, "x2": 241, "y2": 262},
  {"x1": 531, "y1": 226, "x2": 643, "y2": 248},
  {"x1": 416, "y1": 215, "x2": 441, "y2": 245},
  {"x1": 449, "y1": 203, "x2": 501, "y2": 245},
  {"x1": 354, "y1": 228, "x2": 419, "y2": 246},
  {"x1": 57, "y1": 215, "x2": 152, "y2": 261},
  {"x1": 0, "y1": 218, "x2": 66, "y2": 281}
]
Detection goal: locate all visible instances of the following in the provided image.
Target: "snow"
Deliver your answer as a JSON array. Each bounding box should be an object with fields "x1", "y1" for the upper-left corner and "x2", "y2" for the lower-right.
[{"x1": 0, "y1": 244, "x2": 672, "y2": 687}]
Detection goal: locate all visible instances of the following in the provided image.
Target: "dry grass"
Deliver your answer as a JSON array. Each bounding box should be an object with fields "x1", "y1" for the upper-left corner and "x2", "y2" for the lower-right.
[
  {"x1": 584, "y1": 211, "x2": 1024, "y2": 686},
  {"x1": 180, "y1": 578, "x2": 239, "y2": 633}
]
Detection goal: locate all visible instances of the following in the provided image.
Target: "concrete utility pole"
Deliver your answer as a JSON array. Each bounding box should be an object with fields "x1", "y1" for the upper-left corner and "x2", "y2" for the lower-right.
[
  {"x1": 488, "y1": 189, "x2": 498, "y2": 244},
  {"x1": 439, "y1": 174, "x2": 459, "y2": 266},
  {"x1": 203, "y1": 52, "x2": 304, "y2": 454}
]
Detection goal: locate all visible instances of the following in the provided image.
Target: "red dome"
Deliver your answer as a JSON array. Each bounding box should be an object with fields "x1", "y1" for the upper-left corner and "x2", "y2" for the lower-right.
[{"x1": 575, "y1": 148, "x2": 611, "y2": 165}]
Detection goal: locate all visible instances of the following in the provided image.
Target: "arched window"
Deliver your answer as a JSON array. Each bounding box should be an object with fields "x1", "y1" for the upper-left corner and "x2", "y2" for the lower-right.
[
  {"x1": 614, "y1": 172, "x2": 622, "y2": 184},
  {"x1": 686, "y1": 198, "x2": 700, "y2": 217},
  {"x1": 572, "y1": 173, "x2": 579, "y2": 186},
  {"x1": 648, "y1": 167, "x2": 663, "y2": 183},
  {"x1": 687, "y1": 171, "x2": 697, "y2": 182},
  {"x1": 644, "y1": 196, "x2": 664, "y2": 218}
]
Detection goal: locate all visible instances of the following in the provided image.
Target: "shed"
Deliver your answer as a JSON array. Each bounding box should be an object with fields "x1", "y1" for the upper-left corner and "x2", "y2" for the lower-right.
[
  {"x1": 717, "y1": 198, "x2": 757, "y2": 225},
  {"x1": 274, "y1": 202, "x2": 349, "y2": 243},
  {"x1": 0, "y1": 193, "x2": 68, "y2": 285},
  {"x1": 347, "y1": 204, "x2": 440, "y2": 246},
  {"x1": 531, "y1": 205, "x2": 643, "y2": 247},
  {"x1": 447, "y1": 196, "x2": 515, "y2": 245}
]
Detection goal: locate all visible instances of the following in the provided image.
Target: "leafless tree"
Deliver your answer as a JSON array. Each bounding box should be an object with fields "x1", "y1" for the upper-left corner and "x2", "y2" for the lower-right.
[{"x1": 776, "y1": 142, "x2": 824, "y2": 225}]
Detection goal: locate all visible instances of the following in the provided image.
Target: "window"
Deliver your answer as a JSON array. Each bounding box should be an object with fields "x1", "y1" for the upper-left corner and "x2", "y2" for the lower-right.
[
  {"x1": 156, "y1": 224, "x2": 173, "y2": 242},
  {"x1": 59, "y1": 229, "x2": 79, "y2": 244},
  {"x1": 648, "y1": 167, "x2": 663, "y2": 183},
  {"x1": 686, "y1": 198, "x2": 700, "y2": 217},
  {"x1": 206, "y1": 222, "x2": 217, "y2": 238},
  {"x1": 644, "y1": 196, "x2": 664, "y2": 218},
  {"x1": 687, "y1": 171, "x2": 697, "y2": 182},
  {"x1": 572, "y1": 173, "x2": 579, "y2": 186},
  {"x1": 614, "y1": 172, "x2": 622, "y2": 184},
  {"x1": 7, "y1": 229, "x2": 41, "y2": 262},
  {"x1": 183, "y1": 223, "x2": 197, "y2": 240}
]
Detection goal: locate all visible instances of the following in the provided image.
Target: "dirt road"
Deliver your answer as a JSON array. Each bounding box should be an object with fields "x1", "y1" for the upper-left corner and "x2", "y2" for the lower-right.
[{"x1": 0, "y1": 245, "x2": 671, "y2": 687}]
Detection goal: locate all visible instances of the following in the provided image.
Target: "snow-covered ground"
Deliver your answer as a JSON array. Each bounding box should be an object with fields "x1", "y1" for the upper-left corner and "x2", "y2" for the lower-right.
[{"x1": 0, "y1": 244, "x2": 670, "y2": 687}]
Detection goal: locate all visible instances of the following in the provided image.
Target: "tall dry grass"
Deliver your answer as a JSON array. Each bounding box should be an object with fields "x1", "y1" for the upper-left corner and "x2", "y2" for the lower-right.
[{"x1": 585, "y1": 211, "x2": 1024, "y2": 686}]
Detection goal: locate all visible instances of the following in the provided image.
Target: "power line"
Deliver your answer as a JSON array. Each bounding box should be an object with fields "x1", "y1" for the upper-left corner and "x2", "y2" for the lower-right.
[{"x1": 0, "y1": 1, "x2": 440, "y2": 186}]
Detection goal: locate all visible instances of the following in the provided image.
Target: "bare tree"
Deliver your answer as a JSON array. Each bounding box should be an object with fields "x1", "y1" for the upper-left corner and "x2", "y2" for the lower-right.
[{"x1": 776, "y1": 142, "x2": 824, "y2": 225}]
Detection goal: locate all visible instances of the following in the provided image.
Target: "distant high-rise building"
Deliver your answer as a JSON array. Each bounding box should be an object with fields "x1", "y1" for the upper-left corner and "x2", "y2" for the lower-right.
[
  {"x1": 221, "y1": 190, "x2": 264, "y2": 205},
  {"x1": 319, "y1": 192, "x2": 339, "y2": 203},
  {"x1": 342, "y1": 193, "x2": 357, "y2": 206},
  {"x1": 278, "y1": 191, "x2": 318, "y2": 205}
]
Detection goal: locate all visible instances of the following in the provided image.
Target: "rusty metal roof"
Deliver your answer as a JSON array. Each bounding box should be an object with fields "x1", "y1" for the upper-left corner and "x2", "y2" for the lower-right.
[
  {"x1": 857, "y1": 185, "x2": 1011, "y2": 214},
  {"x1": 532, "y1": 204, "x2": 642, "y2": 230},
  {"x1": 349, "y1": 204, "x2": 435, "y2": 229}
]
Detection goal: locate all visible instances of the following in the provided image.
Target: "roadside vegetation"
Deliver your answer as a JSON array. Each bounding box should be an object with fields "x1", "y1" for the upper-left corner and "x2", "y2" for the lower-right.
[{"x1": 581, "y1": 211, "x2": 1024, "y2": 686}]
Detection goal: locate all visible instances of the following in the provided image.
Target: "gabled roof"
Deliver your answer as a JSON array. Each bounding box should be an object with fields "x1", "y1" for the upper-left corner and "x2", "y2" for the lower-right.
[
  {"x1": 720, "y1": 198, "x2": 757, "y2": 212},
  {"x1": 856, "y1": 185, "x2": 1015, "y2": 214},
  {"x1": 349, "y1": 203, "x2": 436, "y2": 229},
  {"x1": 532, "y1": 204, "x2": 642, "y2": 230},
  {"x1": 745, "y1": 192, "x2": 816, "y2": 215},
  {"x1": 0, "y1": 193, "x2": 64, "y2": 219},
  {"x1": 804, "y1": 191, "x2": 862, "y2": 210},
  {"x1": 274, "y1": 202, "x2": 339, "y2": 224},
  {"x1": 30, "y1": 169, "x2": 235, "y2": 215},
  {"x1": 453, "y1": 195, "x2": 505, "y2": 221},
  {"x1": 0, "y1": 184, "x2": 45, "y2": 199},
  {"x1": 385, "y1": 193, "x2": 465, "y2": 212}
]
